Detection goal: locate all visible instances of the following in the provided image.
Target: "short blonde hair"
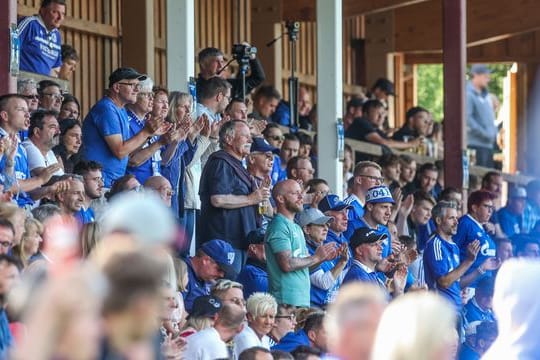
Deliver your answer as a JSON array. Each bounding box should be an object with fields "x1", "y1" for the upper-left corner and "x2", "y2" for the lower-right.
[
  {"x1": 371, "y1": 292, "x2": 456, "y2": 360},
  {"x1": 246, "y1": 292, "x2": 277, "y2": 318},
  {"x1": 211, "y1": 279, "x2": 243, "y2": 299}
]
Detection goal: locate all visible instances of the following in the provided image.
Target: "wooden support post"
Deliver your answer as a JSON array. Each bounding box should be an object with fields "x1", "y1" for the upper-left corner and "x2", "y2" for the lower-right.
[
  {"x1": 0, "y1": 0, "x2": 17, "y2": 94},
  {"x1": 442, "y1": 0, "x2": 466, "y2": 190},
  {"x1": 121, "y1": 0, "x2": 154, "y2": 78}
]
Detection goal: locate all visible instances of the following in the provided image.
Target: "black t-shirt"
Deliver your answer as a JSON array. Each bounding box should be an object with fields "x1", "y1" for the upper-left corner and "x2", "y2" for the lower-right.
[
  {"x1": 345, "y1": 117, "x2": 387, "y2": 142},
  {"x1": 199, "y1": 150, "x2": 257, "y2": 249},
  {"x1": 392, "y1": 125, "x2": 418, "y2": 141}
]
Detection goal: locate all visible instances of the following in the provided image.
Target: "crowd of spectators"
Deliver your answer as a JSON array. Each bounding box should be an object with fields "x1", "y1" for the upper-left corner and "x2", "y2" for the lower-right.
[{"x1": 0, "y1": 0, "x2": 538, "y2": 359}]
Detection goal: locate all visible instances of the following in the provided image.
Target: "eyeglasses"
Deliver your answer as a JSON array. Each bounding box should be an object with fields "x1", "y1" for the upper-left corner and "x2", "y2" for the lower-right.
[
  {"x1": 268, "y1": 135, "x2": 285, "y2": 142},
  {"x1": 138, "y1": 92, "x2": 154, "y2": 99},
  {"x1": 481, "y1": 203, "x2": 495, "y2": 211},
  {"x1": 359, "y1": 174, "x2": 384, "y2": 183},
  {"x1": 118, "y1": 82, "x2": 142, "y2": 91},
  {"x1": 43, "y1": 93, "x2": 64, "y2": 101},
  {"x1": 275, "y1": 314, "x2": 296, "y2": 321},
  {"x1": 0, "y1": 241, "x2": 12, "y2": 248}
]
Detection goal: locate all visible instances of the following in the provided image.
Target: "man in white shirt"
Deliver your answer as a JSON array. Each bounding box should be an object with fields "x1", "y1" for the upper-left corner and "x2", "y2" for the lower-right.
[
  {"x1": 183, "y1": 303, "x2": 245, "y2": 360},
  {"x1": 23, "y1": 109, "x2": 63, "y2": 177}
]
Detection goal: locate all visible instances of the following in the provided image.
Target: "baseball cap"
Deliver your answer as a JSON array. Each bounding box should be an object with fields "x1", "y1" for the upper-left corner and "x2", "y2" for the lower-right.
[
  {"x1": 509, "y1": 186, "x2": 527, "y2": 199},
  {"x1": 318, "y1": 194, "x2": 352, "y2": 213},
  {"x1": 246, "y1": 228, "x2": 265, "y2": 245},
  {"x1": 350, "y1": 227, "x2": 388, "y2": 249},
  {"x1": 365, "y1": 186, "x2": 395, "y2": 204},
  {"x1": 201, "y1": 239, "x2": 237, "y2": 280},
  {"x1": 189, "y1": 295, "x2": 222, "y2": 318},
  {"x1": 250, "y1": 137, "x2": 279, "y2": 154},
  {"x1": 372, "y1": 78, "x2": 395, "y2": 96},
  {"x1": 297, "y1": 208, "x2": 334, "y2": 227},
  {"x1": 470, "y1": 64, "x2": 491, "y2": 75},
  {"x1": 108, "y1": 67, "x2": 147, "y2": 88}
]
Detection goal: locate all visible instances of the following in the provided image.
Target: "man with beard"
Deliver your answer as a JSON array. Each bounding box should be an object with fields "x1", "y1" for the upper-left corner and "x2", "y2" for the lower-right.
[
  {"x1": 73, "y1": 161, "x2": 104, "y2": 224},
  {"x1": 424, "y1": 201, "x2": 485, "y2": 310},
  {"x1": 23, "y1": 109, "x2": 64, "y2": 176},
  {"x1": 199, "y1": 120, "x2": 268, "y2": 273},
  {"x1": 265, "y1": 179, "x2": 337, "y2": 307}
]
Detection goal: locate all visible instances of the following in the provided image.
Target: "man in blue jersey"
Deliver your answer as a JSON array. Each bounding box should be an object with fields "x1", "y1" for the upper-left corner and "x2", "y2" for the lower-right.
[
  {"x1": 318, "y1": 194, "x2": 352, "y2": 246},
  {"x1": 73, "y1": 161, "x2": 103, "y2": 224},
  {"x1": 424, "y1": 200, "x2": 487, "y2": 310},
  {"x1": 82, "y1": 67, "x2": 169, "y2": 188},
  {"x1": 343, "y1": 161, "x2": 384, "y2": 240},
  {"x1": 18, "y1": 0, "x2": 66, "y2": 76}
]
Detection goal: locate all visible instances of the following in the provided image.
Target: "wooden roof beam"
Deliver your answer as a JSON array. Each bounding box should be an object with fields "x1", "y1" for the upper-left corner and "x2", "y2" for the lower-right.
[{"x1": 343, "y1": 0, "x2": 430, "y2": 17}]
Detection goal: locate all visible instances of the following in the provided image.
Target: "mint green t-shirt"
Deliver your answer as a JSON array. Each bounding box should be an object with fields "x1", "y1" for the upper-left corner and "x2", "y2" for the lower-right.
[{"x1": 265, "y1": 213, "x2": 310, "y2": 307}]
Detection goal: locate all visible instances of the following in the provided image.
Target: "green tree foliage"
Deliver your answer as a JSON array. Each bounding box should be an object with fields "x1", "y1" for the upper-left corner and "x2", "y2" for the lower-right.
[{"x1": 416, "y1": 63, "x2": 512, "y2": 122}]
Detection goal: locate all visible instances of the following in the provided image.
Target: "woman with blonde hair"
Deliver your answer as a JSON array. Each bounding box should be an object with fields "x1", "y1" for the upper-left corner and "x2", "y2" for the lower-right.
[
  {"x1": 80, "y1": 222, "x2": 101, "y2": 258},
  {"x1": 371, "y1": 292, "x2": 458, "y2": 360},
  {"x1": 0, "y1": 202, "x2": 26, "y2": 247},
  {"x1": 15, "y1": 217, "x2": 43, "y2": 268}
]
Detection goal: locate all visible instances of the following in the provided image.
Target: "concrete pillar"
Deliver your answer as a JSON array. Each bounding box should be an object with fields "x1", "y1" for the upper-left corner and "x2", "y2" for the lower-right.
[
  {"x1": 316, "y1": 0, "x2": 343, "y2": 197},
  {"x1": 166, "y1": 0, "x2": 195, "y2": 92},
  {"x1": 121, "y1": 0, "x2": 155, "y2": 78},
  {"x1": 0, "y1": 0, "x2": 17, "y2": 94}
]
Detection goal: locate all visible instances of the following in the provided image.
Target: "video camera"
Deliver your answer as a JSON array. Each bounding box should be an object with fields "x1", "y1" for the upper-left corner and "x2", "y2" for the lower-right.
[{"x1": 232, "y1": 44, "x2": 257, "y2": 63}]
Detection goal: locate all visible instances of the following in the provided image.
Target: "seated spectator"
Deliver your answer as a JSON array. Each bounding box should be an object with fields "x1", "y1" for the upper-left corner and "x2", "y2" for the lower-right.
[
  {"x1": 55, "y1": 176, "x2": 85, "y2": 218},
  {"x1": 263, "y1": 123, "x2": 284, "y2": 149},
  {"x1": 58, "y1": 44, "x2": 79, "y2": 80},
  {"x1": 268, "y1": 304, "x2": 296, "y2": 347},
  {"x1": 143, "y1": 175, "x2": 174, "y2": 207},
  {"x1": 480, "y1": 171, "x2": 503, "y2": 209},
  {"x1": 196, "y1": 76, "x2": 232, "y2": 123},
  {"x1": 464, "y1": 276, "x2": 496, "y2": 324},
  {"x1": 234, "y1": 292, "x2": 278, "y2": 355},
  {"x1": 271, "y1": 312, "x2": 326, "y2": 353},
  {"x1": 396, "y1": 191, "x2": 435, "y2": 251},
  {"x1": 371, "y1": 292, "x2": 458, "y2": 360},
  {"x1": 514, "y1": 235, "x2": 540, "y2": 258},
  {"x1": 0, "y1": 220, "x2": 15, "y2": 256},
  {"x1": 369, "y1": 78, "x2": 394, "y2": 105},
  {"x1": 80, "y1": 222, "x2": 100, "y2": 258},
  {"x1": 271, "y1": 87, "x2": 312, "y2": 129},
  {"x1": 297, "y1": 132, "x2": 313, "y2": 158},
  {"x1": 17, "y1": 0, "x2": 65, "y2": 76},
  {"x1": 497, "y1": 186, "x2": 527, "y2": 237},
  {"x1": 459, "y1": 320, "x2": 498, "y2": 360},
  {"x1": 239, "y1": 347, "x2": 273, "y2": 360},
  {"x1": 181, "y1": 239, "x2": 236, "y2": 312},
  {"x1": 298, "y1": 207, "x2": 348, "y2": 308},
  {"x1": 17, "y1": 78, "x2": 40, "y2": 113},
  {"x1": 342, "y1": 144, "x2": 354, "y2": 185},
  {"x1": 392, "y1": 106, "x2": 431, "y2": 141},
  {"x1": 345, "y1": 99, "x2": 421, "y2": 150},
  {"x1": 105, "y1": 174, "x2": 141, "y2": 201},
  {"x1": 495, "y1": 237, "x2": 513, "y2": 264},
  {"x1": 82, "y1": 67, "x2": 166, "y2": 188},
  {"x1": 523, "y1": 179, "x2": 540, "y2": 233},
  {"x1": 343, "y1": 97, "x2": 364, "y2": 130},
  {"x1": 265, "y1": 179, "x2": 336, "y2": 307},
  {"x1": 211, "y1": 279, "x2": 246, "y2": 310},
  {"x1": 183, "y1": 303, "x2": 246, "y2": 360},
  {"x1": 291, "y1": 345, "x2": 322, "y2": 360},
  {"x1": 0, "y1": 255, "x2": 21, "y2": 356},
  {"x1": 402, "y1": 162, "x2": 439, "y2": 199},
  {"x1": 73, "y1": 161, "x2": 103, "y2": 224},
  {"x1": 278, "y1": 133, "x2": 299, "y2": 181},
  {"x1": 23, "y1": 109, "x2": 64, "y2": 177},
  {"x1": 378, "y1": 153, "x2": 401, "y2": 189},
  {"x1": 286, "y1": 156, "x2": 314, "y2": 185},
  {"x1": 196, "y1": 46, "x2": 265, "y2": 99},
  {"x1": 251, "y1": 86, "x2": 281, "y2": 122},
  {"x1": 398, "y1": 154, "x2": 416, "y2": 188},
  {"x1": 0, "y1": 202, "x2": 25, "y2": 248},
  {"x1": 58, "y1": 94, "x2": 81, "y2": 122},
  {"x1": 237, "y1": 229, "x2": 269, "y2": 298},
  {"x1": 226, "y1": 98, "x2": 248, "y2": 121},
  {"x1": 305, "y1": 178, "x2": 330, "y2": 208},
  {"x1": 38, "y1": 80, "x2": 63, "y2": 112},
  {"x1": 52, "y1": 118, "x2": 82, "y2": 173},
  {"x1": 15, "y1": 217, "x2": 43, "y2": 268},
  {"x1": 179, "y1": 295, "x2": 222, "y2": 338},
  {"x1": 343, "y1": 227, "x2": 406, "y2": 298}
]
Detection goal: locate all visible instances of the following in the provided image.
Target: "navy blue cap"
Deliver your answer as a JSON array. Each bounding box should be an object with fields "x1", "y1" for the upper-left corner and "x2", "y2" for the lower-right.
[
  {"x1": 350, "y1": 227, "x2": 388, "y2": 249},
  {"x1": 189, "y1": 295, "x2": 222, "y2": 318},
  {"x1": 318, "y1": 194, "x2": 352, "y2": 213},
  {"x1": 470, "y1": 64, "x2": 491, "y2": 75},
  {"x1": 250, "y1": 137, "x2": 279, "y2": 154},
  {"x1": 201, "y1": 239, "x2": 237, "y2": 280},
  {"x1": 246, "y1": 228, "x2": 265, "y2": 245},
  {"x1": 108, "y1": 67, "x2": 147, "y2": 88},
  {"x1": 372, "y1": 78, "x2": 395, "y2": 96}
]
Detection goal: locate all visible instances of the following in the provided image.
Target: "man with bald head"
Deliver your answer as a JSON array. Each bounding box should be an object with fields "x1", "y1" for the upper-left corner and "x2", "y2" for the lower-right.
[
  {"x1": 144, "y1": 175, "x2": 173, "y2": 207},
  {"x1": 265, "y1": 179, "x2": 337, "y2": 307}
]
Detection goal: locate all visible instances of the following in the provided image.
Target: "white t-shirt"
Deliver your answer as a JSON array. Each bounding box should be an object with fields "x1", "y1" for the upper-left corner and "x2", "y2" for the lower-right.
[
  {"x1": 183, "y1": 327, "x2": 229, "y2": 360},
  {"x1": 233, "y1": 325, "x2": 271, "y2": 359},
  {"x1": 22, "y1": 140, "x2": 64, "y2": 176}
]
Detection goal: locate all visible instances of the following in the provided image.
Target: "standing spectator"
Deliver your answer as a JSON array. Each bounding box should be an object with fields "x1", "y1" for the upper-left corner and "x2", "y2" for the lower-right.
[
  {"x1": 183, "y1": 303, "x2": 246, "y2": 360},
  {"x1": 466, "y1": 64, "x2": 498, "y2": 167},
  {"x1": 265, "y1": 180, "x2": 336, "y2": 307},
  {"x1": 144, "y1": 176, "x2": 174, "y2": 207},
  {"x1": 392, "y1": 106, "x2": 431, "y2": 141},
  {"x1": 55, "y1": 177, "x2": 85, "y2": 218},
  {"x1": 369, "y1": 78, "x2": 394, "y2": 106},
  {"x1": 495, "y1": 237, "x2": 513, "y2": 264},
  {"x1": 52, "y1": 118, "x2": 82, "y2": 173},
  {"x1": 237, "y1": 229, "x2": 269, "y2": 299},
  {"x1": 262, "y1": 123, "x2": 284, "y2": 149},
  {"x1": 234, "y1": 292, "x2": 278, "y2": 356},
  {"x1": 318, "y1": 194, "x2": 352, "y2": 247},
  {"x1": 286, "y1": 156, "x2": 314, "y2": 185},
  {"x1": 278, "y1": 133, "x2": 299, "y2": 181},
  {"x1": 396, "y1": 191, "x2": 435, "y2": 251},
  {"x1": 58, "y1": 44, "x2": 79, "y2": 80},
  {"x1": 73, "y1": 161, "x2": 103, "y2": 224},
  {"x1": 38, "y1": 80, "x2": 63, "y2": 112},
  {"x1": 17, "y1": 78, "x2": 40, "y2": 113},
  {"x1": 16, "y1": 217, "x2": 43, "y2": 268},
  {"x1": 247, "y1": 137, "x2": 278, "y2": 188},
  {"x1": 454, "y1": 190, "x2": 500, "y2": 287},
  {"x1": 250, "y1": 86, "x2": 281, "y2": 122},
  {"x1": 226, "y1": 98, "x2": 249, "y2": 121},
  {"x1": 82, "y1": 67, "x2": 166, "y2": 188},
  {"x1": 17, "y1": 0, "x2": 66, "y2": 76},
  {"x1": 199, "y1": 120, "x2": 266, "y2": 271},
  {"x1": 379, "y1": 153, "x2": 401, "y2": 189},
  {"x1": 497, "y1": 186, "x2": 527, "y2": 237},
  {"x1": 343, "y1": 97, "x2": 364, "y2": 130},
  {"x1": 343, "y1": 161, "x2": 384, "y2": 238},
  {"x1": 398, "y1": 154, "x2": 416, "y2": 188},
  {"x1": 296, "y1": 132, "x2": 313, "y2": 158},
  {"x1": 481, "y1": 171, "x2": 503, "y2": 209},
  {"x1": 402, "y1": 162, "x2": 439, "y2": 199},
  {"x1": 57, "y1": 94, "x2": 81, "y2": 122},
  {"x1": 196, "y1": 76, "x2": 232, "y2": 123},
  {"x1": 23, "y1": 109, "x2": 64, "y2": 176}
]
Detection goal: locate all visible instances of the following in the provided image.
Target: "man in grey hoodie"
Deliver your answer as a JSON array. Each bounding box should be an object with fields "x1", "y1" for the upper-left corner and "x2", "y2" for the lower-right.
[{"x1": 466, "y1": 64, "x2": 498, "y2": 167}]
